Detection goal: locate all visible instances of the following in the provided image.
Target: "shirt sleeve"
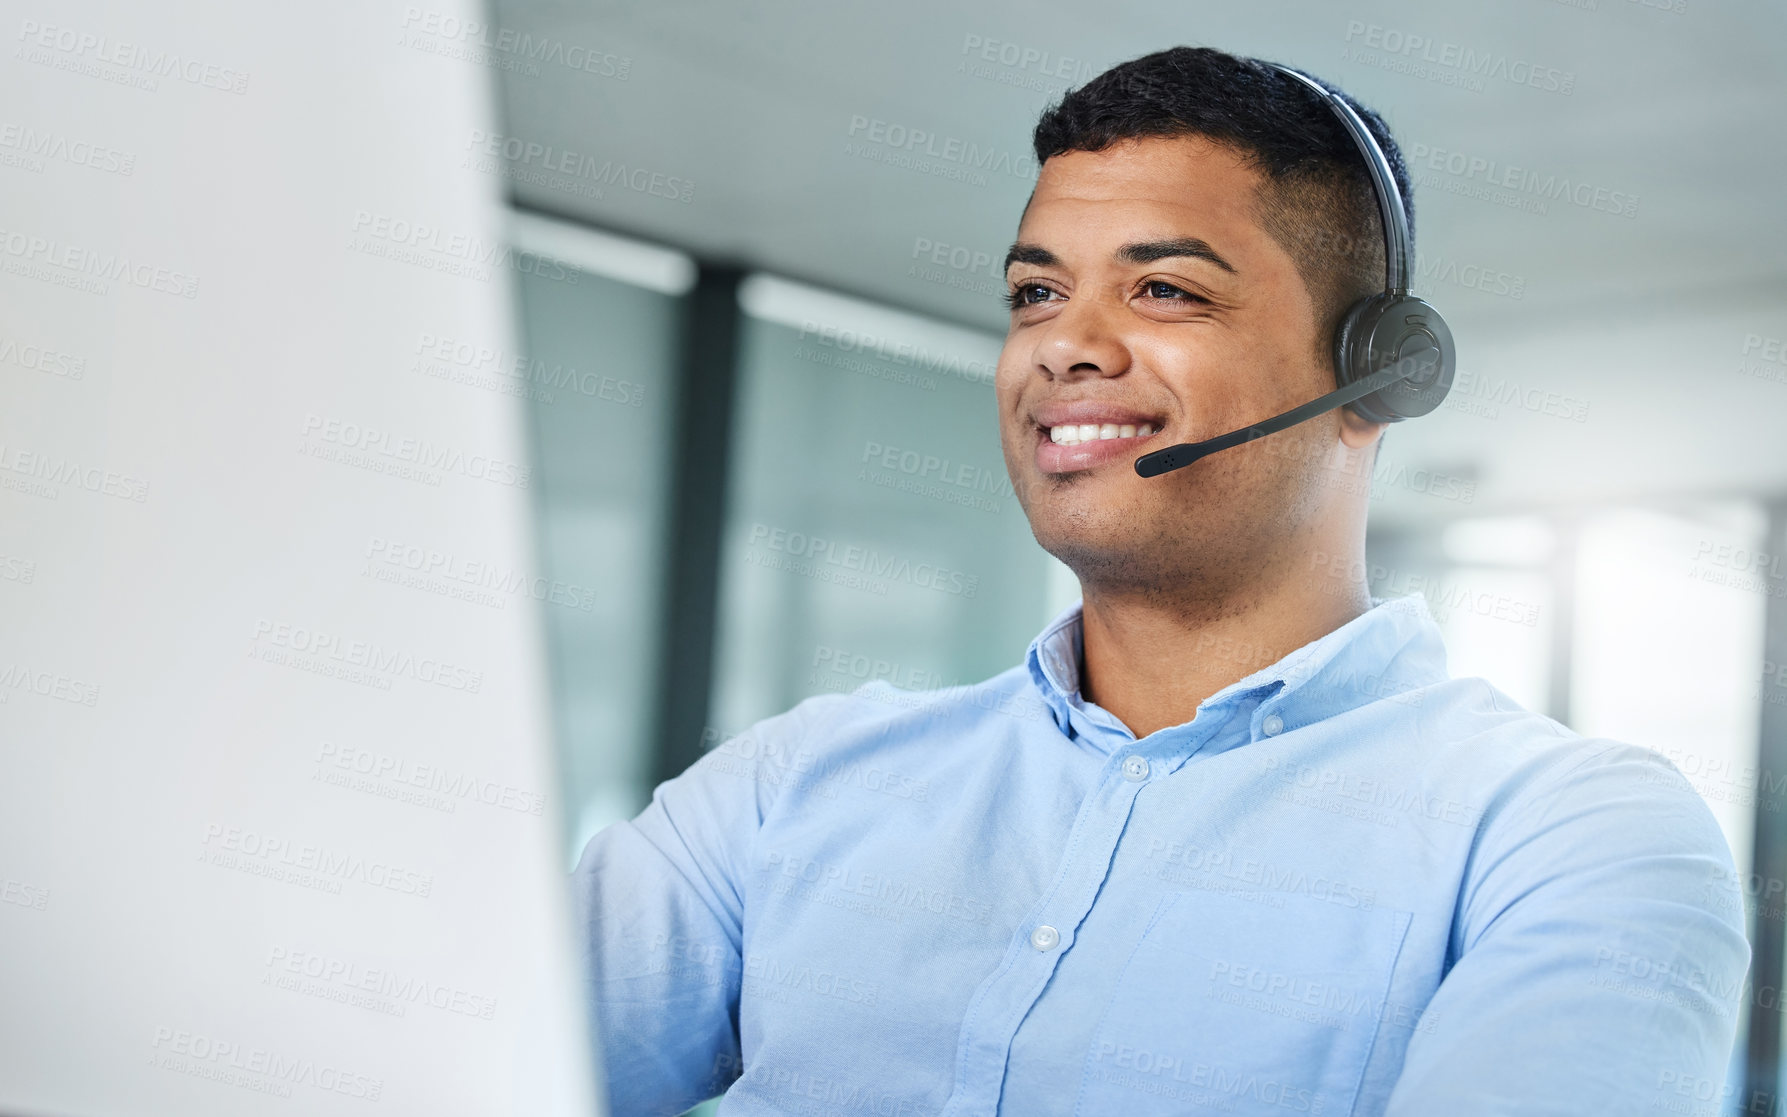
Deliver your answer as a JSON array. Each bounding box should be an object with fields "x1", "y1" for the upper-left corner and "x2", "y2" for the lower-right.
[
  {"x1": 570, "y1": 709, "x2": 803, "y2": 1116},
  {"x1": 1383, "y1": 739, "x2": 1752, "y2": 1115}
]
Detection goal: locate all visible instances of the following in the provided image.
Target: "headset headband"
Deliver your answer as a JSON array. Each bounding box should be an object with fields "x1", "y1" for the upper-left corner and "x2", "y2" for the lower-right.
[{"x1": 1268, "y1": 64, "x2": 1411, "y2": 296}]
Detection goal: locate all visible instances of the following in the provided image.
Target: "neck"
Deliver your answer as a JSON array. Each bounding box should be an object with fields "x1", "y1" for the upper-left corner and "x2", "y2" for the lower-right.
[{"x1": 1076, "y1": 540, "x2": 1373, "y2": 739}]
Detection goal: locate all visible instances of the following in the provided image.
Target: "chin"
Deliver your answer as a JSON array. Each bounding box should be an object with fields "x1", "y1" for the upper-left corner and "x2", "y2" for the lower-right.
[{"x1": 1029, "y1": 502, "x2": 1149, "y2": 567}]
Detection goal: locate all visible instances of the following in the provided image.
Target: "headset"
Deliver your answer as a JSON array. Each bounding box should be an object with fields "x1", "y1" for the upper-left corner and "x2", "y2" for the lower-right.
[{"x1": 1133, "y1": 62, "x2": 1456, "y2": 478}]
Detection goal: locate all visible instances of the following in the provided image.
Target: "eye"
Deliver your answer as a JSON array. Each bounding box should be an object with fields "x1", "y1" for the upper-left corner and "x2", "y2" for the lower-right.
[
  {"x1": 1004, "y1": 283, "x2": 1058, "y2": 311},
  {"x1": 1142, "y1": 280, "x2": 1203, "y2": 302}
]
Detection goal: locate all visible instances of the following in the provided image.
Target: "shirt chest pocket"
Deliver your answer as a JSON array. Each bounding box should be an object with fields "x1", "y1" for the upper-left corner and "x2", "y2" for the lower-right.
[{"x1": 1074, "y1": 890, "x2": 1412, "y2": 1117}]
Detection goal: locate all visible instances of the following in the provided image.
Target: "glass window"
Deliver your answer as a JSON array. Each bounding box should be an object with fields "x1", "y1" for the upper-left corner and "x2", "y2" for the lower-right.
[
  {"x1": 1435, "y1": 515, "x2": 1557, "y2": 715},
  {"x1": 510, "y1": 214, "x2": 692, "y2": 860},
  {"x1": 1571, "y1": 504, "x2": 1768, "y2": 881},
  {"x1": 709, "y1": 275, "x2": 1069, "y2": 738}
]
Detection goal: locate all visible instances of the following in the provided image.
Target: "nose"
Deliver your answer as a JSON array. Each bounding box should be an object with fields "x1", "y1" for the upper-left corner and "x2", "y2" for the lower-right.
[{"x1": 1026, "y1": 293, "x2": 1131, "y2": 383}]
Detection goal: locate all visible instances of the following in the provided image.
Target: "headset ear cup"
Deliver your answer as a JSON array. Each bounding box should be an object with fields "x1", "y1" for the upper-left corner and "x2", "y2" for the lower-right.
[
  {"x1": 1336, "y1": 294, "x2": 1456, "y2": 424},
  {"x1": 1333, "y1": 297, "x2": 1376, "y2": 418}
]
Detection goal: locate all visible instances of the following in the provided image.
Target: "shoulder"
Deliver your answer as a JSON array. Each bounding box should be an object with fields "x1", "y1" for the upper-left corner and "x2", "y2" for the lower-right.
[
  {"x1": 686, "y1": 663, "x2": 1048, "y2": 805},
  {"x1": 1407, "y1": 678, "x2": 1741, "y2": 922},
  {"x1": 1404, "y1": 676, "x2": 1705, "y2": 806},
  {"x1": 1377, "y1": 676, "x2": 1734, "y2": 881}
]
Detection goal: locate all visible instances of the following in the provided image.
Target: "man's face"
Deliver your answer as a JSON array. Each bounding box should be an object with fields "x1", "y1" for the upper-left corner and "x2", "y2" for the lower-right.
[{"x1": 996, "y1": 134, "x2": 1364, "y2": 594}]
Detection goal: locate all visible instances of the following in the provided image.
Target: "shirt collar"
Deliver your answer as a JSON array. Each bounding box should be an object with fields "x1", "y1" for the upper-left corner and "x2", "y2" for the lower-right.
[{"x1": 1024, "y1": 593, "x2": 1449, "y2": 741}]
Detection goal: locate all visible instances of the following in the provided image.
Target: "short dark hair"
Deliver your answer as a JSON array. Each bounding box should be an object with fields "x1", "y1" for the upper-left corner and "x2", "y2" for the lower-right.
[{"x1": 1031, "y1": 46, "x2": 1411, "y2": 361}]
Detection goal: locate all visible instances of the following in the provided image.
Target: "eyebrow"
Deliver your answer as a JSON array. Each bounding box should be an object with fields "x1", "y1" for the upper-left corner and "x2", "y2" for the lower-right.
[{"x1": 1003, "y1": 236, "x2": 1238, "y2": 276}]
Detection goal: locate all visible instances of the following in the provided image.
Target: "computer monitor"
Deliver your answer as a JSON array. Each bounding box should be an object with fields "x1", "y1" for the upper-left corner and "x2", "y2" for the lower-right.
[{"x1": 0, "y1": 2, "x2": 606, "y2": 1113}]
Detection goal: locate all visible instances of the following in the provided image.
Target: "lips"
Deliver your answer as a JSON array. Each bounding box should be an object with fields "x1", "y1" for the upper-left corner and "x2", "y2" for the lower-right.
[{"x1": 1030, "y1": 402, "x2": 1167, "y2": 476}]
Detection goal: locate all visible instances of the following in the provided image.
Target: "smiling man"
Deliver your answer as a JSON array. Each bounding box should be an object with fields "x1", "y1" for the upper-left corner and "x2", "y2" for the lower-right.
[{"x1": 574, "y1": 47, "x2": 1749, "y2": 1116}]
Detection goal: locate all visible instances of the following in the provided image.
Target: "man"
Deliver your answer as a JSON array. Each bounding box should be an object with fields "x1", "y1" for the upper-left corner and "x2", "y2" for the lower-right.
[{"x1": 575, "y1": 47, "x2": 1748, "y2": 1115}]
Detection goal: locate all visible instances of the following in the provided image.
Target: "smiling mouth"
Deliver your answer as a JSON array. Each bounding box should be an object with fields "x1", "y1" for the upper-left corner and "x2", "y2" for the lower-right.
[{"x1": 1043, "y1": 422, "x2": 1158, "y2": 445}]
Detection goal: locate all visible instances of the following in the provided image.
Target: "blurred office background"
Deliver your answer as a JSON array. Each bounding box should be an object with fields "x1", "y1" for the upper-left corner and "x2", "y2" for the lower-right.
[
  {"x1": 492, "y1": 2, "x2": 1787, "y2": 1111},
  {"x1": 3, "y1": 1, "x2": 1784, "y2": 1115}
]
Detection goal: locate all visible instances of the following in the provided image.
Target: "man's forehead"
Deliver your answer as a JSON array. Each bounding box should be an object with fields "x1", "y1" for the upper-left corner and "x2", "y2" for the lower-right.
[
  {"x1": 1016, "y1": 137, "x2": 1264, "y2": 237},
  {"x1": 1030, "y1": 134, "x2": 1258, "y2": 193},
  {"x1": 1010, "y1": 139, "x2": 1264, "y2": 275}
]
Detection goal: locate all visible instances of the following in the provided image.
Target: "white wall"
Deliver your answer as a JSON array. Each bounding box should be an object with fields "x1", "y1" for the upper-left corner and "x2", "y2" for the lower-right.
[{"x1": 0, "y1": 2, "x2": 598, "y2": 1114}]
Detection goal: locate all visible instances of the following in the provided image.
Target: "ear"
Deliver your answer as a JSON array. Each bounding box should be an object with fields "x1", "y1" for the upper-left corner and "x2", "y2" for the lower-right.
[{"x1": 1338, "y1": 404, "x2": 1387, "y2": 450}]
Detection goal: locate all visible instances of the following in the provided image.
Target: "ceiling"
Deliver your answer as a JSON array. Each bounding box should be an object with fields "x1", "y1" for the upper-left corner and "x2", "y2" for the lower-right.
[{"x1": 484, "y1": 0, "x2": 1787, "y2": 525}]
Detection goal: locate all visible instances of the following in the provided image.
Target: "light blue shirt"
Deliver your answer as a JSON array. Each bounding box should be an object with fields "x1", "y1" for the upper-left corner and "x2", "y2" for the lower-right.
[{"x1": 573, "y1": 594, "x2": 1749, "y2": 1116}]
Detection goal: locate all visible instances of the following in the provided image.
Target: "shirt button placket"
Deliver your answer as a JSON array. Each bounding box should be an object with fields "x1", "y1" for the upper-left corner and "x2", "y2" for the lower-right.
[{"x1": 939, "y1": 731, "x2": 1199, "y2": 1115}]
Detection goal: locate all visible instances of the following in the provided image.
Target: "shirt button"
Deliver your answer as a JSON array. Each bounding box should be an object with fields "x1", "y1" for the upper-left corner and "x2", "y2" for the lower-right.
[
  {"x1": 1262, "y1": 713, "x2": 1285, "y2": 737},
  {"x1": 1122, "y1": 756, "x2": 1150, "y2": 782},
  {"x1": 1030, "y1": 924, "x2": 1060, "y2": 952}
]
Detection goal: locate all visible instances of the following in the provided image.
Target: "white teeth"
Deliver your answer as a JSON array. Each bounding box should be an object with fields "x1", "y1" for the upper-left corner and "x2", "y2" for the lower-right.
[{"x1": 1047, "y1": 422, "x2": 1158, "y2": 445}]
